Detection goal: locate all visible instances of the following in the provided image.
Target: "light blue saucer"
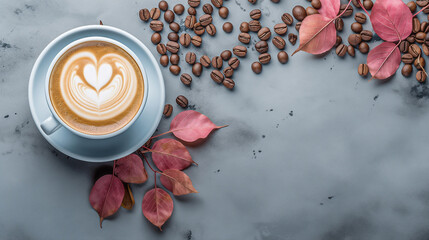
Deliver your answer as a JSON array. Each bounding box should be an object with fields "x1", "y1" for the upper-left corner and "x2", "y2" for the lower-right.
[{"x1": 28, "y1": 25, "x2": 165, "y2": 162}]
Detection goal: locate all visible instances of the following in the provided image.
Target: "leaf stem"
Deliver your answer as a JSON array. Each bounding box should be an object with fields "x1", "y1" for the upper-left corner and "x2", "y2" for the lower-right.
[
  {"x1": 413, "y1": 4, "x2": 429, "y2": 17},
  {"x1": 357, "y1": 0, "x2": 370, "y2": 16},
  {"x1": 142, "y1": 154, "x2": 160, "y2": 174},
  {"x1": 418, "y1": 54, "x2": 428, "y2": 77},
  {"x1": 150, "y1": 131, "x2": 172, "y2": 140}
]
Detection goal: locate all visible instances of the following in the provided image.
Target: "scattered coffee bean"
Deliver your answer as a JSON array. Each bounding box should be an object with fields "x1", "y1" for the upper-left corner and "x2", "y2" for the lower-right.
[
  {"x1": 239, "y1": 32, "x2": 251, "y2": 44},
  {"x1": 166, "y1": 41, "x2": 180, "y2": 53},
  {"x1": 252, "y1": 61, "x2": 263, "y2": 74},
  {"x1": 407, "y1": 35, "x2": 416, "y2": 43},
  {"x1": 355, "y1": 12, "x2": 366, "y2": 24},
  {"x1": 188, "y1": 0, "x2": 200, "y2": 8},
  {"x1": 250, "y1": 9, "x2": 262, "y2": 20},
  {"x1": 180, "y1": 33, "x2": 191, "y2": 47},
  {"x1": 191, "y1": 35, "x2": 202, "y2": 47},
  {"x1": 358, "y1": 42, "x2": 369, "y2": 54},
  {"x1": 306, "y1": 7, "x2": 319, "y2": 15},
  {"x1": 203, "y1": 3, "x2": 214, "y2": 14},
  {"x1": 351, "y1": 22, "x2": 363, "y2": 33},
  {"x1": 249, "y1": 0, "x2": 257, "y2": 4},
  {"x1": 414, "y1": 57, "x2": 425, "y2": 70},
  {"x1": 409, "y1": 44, "x2": 421, "y2": 57},
  {"x1": 173, "y1": 4, "x2": 185, "y2": 15},
  {"x1": 150, "y1": 20, "x2": 164, "y2": 32},
  {"x1": 399, "y1": 41, "x2": 410, "y2": 53},
  {"x1": 229, "y1": 57, "x2": 240, "y2": 69},
  {"x1": 168, "y1": 32, "x2": 179, "y2": 42},
  {"x1": 176, "y1": 95, "x2": 188, "y2": 108},
  {"x1": 192, "y1": 62, "x2": 203, "y2": 76},
  {"x1": 416, "y1": 0, "x2": 429, "y2": 8},
  {"x1": 339, "y1": 4, "x2": 353, "y2": 17},
  {"x1": 292, "y1": 6, "x2": 307, "y2": 21},
  {"x1": 151, "y1": 33, "x2": 161, "y2": 44},
  {"x1": 336, "y1": 44, "x2": 347, "y2": 57},
  {"x1": 185, "y1": 15, "x2": 196, "y2": 29},
  {"x1": 407, "y1": 1, "x2": 417, "y2": 12},
  {"x1": 402, "y1": 53, "x2": 414, "y2": 64},
  {"x1": 347, "y1": 45, "x2": 355, "y2": 57},
  {"x1": 413, "y1": 18, "x2": 421, "y2": 34},
  {"x1": 150, "y1": 8, "x2": 161, "y2": 20},
  {"x1": 160, "y1": 55, "x2": 169, "y2": 67},
  {"x1": 416, "y1": 70, "x2": 427, "y2": 83},
  {"x1": 221, "y1": 50, "x2": 232, "y2": 60},
  {"x1": 223, "y1": 67, "x2": 234, "y2": 78},
  {"x1": 212, "y1": 56, "x2": 223, "y2": 69},
  {"x1": 278, "y1": 51, "x2": 288, "y2": 64},
  {"x1": 200, "y1": 14, "x2": 213, "y2": 27},
  {"x1": 219, "y1": 7, "x2": 229, "y2": 18},
  {"x1": 272, "y1": 36, "x2": 286, "y2": 50},
  {"x1": 188, "y1": 6, "x2": 197, "y2": 15},
  {"x1": 170, "y1": 65, "x2": 181, "y2": 75},
  {"x1": 358, "y1": 63, "x2": 369, "y2": 77},
  {"x1": 170, "y1": 54, "x2": 180, "y2": 65},
  {"x1": 164, "y1": 10, "x2": 175, "y2": 23},
  {"x1": 212, "y1": 0, "x2": 223, "y2": 8},
  {"x1": 170, "y1": 22, "x2": 180, "y2": 33},
  {"x1": 200, "y1": 55, "x2": 211, "y2": 67},
  {"x1": 423, "y1": 44, "x2": 429, "y2": 56},
  {"x1": 312, "y1": 0, "x2": 321, "y2": 9},
  {"x1": 240, "y1": 22, "x2": 250, "y2": 32},
  {"x1": 223, "y1": 22, "x2": 234, "y2": 33},
  {"x1": 223, "y1": 78, "x2": 235, "y2": 89},
  {"x1": 249, "y1": 20, "x2": 262, "y2": 32},
  {"x1": 211, "y1": 70, "x2": 224, "y2": 83},
  {"x1": 255, "y1": 41, "x2": 269, "y2": 53},
  {"x1": 274, "y1": 23, "x2": 288, "y2": 35},
  {"x1": 335, "y1": 36, "x2": 342, "y2": 47},
  {"x1": 282, "y1": 13, "x2": 294, "y2": 25},
  {"x1": 180, "y1": 73, "x2": 192, "y2": 86},
  {"x1": 139, "y1": 9, "x2": 150, "y2": 21},
  {"x1": 348, "y1": 34, "x2": 362, "y2": 46},
  {"x1": 163, "y1": 104, "x2": 173, "y2": 117},
  {"x1": 233, "y1": 45, "x2": 248, "y2": 57},
  {"x1": 159, "y1": 1, "x2": 168, "y2": 11},
  {"x1": 288, "y1": 33, "x2": 297, "y2": 45},
  {"x1": 186, "y1": 52, "x2": 197, "y2": 65},
  {"x1": 416, "y1": 32, "x2": 426, "y2": 44},
  {"x1": 194, "y1": 22, "x2": 205, "y2": 35},
  {"x1": 271, "y1": 0, "x2": 280, "y2": 3},
  {"x1": 360, "y1": 30, "x2": 373, "y2": 41},
  {"x1": 259, "y1": 53, "x2": 271, "y2": 64},
  {"x1": 402, "y1": 64, "x2": 413, "y2": 77},
  {"x1": 295, "y1": 22, "x2": 302, "y2": 31},
  {"x1": 421, "y1": 22, "x2": 429, "y2": 33},
  {"x1": 206, "y1": 24, "x2": 217, "y2": 36},
  {"x1": 335, "y1": 18, "x2": 344, "y2": 31},
  {"x1": 156, "y1": 43, "x2": 167, "y2": 55}
]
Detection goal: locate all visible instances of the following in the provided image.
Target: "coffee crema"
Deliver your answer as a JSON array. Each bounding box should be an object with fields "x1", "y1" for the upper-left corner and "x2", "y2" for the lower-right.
[{"x1": 49, "y1": 41, "x2": 144, "y2": 135}]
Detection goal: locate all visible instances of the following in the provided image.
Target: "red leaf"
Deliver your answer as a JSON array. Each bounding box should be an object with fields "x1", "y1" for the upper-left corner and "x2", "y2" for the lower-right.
[
  {"x1": 151, "y1": 138, "x2": 196, "y2": 171},
  {"x1": 114, "y1": 154, "x2": 148, "y2": 184},
  {"x1": 292, "y1": 14, "x2": 336, "y2": 55},
  {"x1": 89, "y1": 174, "x2": 125, "y2": 228},
  {"x1": 370, "y1": 0, "x2": 412, "y2": 42},
  {"x1": 367, "y1": 42, "x2": 401, "y2": 80},
  {"x1": 318, "y1": 0, "x2": 340, "y2": 19},
  {"x1": 160, "y1": 169, "x2": 198, "y2": 196},
  {"x1": 170, "y1": 110, "x2": 227, "y2": 144},
  {"x1": 142, "y1": 188, "x2": 173, "y2": 230}
]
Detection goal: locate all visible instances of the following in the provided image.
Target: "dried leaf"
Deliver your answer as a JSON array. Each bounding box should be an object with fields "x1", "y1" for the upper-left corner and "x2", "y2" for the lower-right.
[
  {"x1": 292, "y1": 14, "x2": 336, "y2": 55},
  {"x1": 170, "y1": 110, "x2": 227, "y2": 144},
  {"x1": 367, "y1": 42, "x2": 401, "y2": 80},
  {"x1": 160, "y1": 169, "x2": 198, "y2": 196},
  {"x1": 151, "y1": 138, "x2": 196, "y2": 171},
  {"x1": 121, "y1": 183, "x2": 135, "y2": 210},
  {"x1": 318, "y1": 0, "x2": 340, "y2": 19},
  {"x1": 142, "y1": 188, "x2": 174, "y2": 230},
  {"x1": 114, "y1": 154, "x2": 148, "y2": 184},
  {"x1": 370, "y1": 0, "x2": 412, "y2": 42},
  {"x1": 89, "y1": 174, "x2": 125, "y2": 228}
]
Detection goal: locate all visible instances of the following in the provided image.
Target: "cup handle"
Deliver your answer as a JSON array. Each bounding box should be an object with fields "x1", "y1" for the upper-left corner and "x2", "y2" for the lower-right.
[{"x1": 41, "y1": 116, "x2": 61, "y2": 135}]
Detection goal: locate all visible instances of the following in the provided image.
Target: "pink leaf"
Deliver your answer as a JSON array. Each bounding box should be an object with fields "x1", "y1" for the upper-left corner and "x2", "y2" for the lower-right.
[
  {"x1": 160, "y1": 169, "x2": 198, "y2": 196},
  {"x1": 170, "y1": 110, "x2": 227, "y2": 144},
  {"x1": 142, "y1": 188, "x2": 173, "y2": 230},
  {"x1": 367, "y1": 42, "x2": 401, "y2": 80},
  {"x1": 292, "y1": 14, "x2": 336, "y2": 55},
  {"x1": 318, "y1": 0, "x2": 340, "y2": 19},
  {"x1": 370, "y1": 0, "x2": 412, "y2": 42},
  {"x1": 114, "y1": 154, "x2": 148, "y2": 184},
  {"x1": 151, "y1": 138, "x2": 196, "y2": 171},
  {"x1": 89, "y1": 174, "x2": 125, "y2": 228}
]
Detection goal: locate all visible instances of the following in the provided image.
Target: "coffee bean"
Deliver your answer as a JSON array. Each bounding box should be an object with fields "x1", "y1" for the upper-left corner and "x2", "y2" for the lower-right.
[
  {"x1": 200, "y1": 14, "x2": 213, "y2": 27},
  {"x1": 399, "y1": 41, "x2": 410, "y2": 53},
  {"x1": 358, "y1": 42, "x2": 369, "y2": 54},
  {"x1": 229, "y1": 57, "x2": 240, "y2": 69},
  {"x1": 336, "y1": 44, "x2": 347, "y2": 57},
  {"x1": 252, "y1": 62, "x2": 262, "y2": 74},
  {"x1": 170, "y1": 54, "x2": 180, "y2": 65},
  {"x1": 288, "y1": 33, "x2": 297, "y2": 45},
  {"x1": 239, "y1": 32, "x2": 251, "y2": 44},
  {"x1": 186, "y1": 52, "x2": 196, "y2": 65},
  {"x1": 176, "y1": 95, "x2": 188, "y2": 108},
  {"x1": 166, "y1": 41, "x2": 180, "y2": 53},
  {"x1": 250, "y1": 9, "x2": 262, "y2": 20},
  {"x1": 407, "y1": 35, "x2": 416, "y2": 43},
  {"x1": 168, "y1": 32, "x2": 179, "y2": 42},
  {"x1": 249, "y1": 0, "x2": 257, "y2": 4},
  {"x1": 223, "y1": 22, "x2": 234, "y2": 33},
  {"x1": 150, "y1": 8, "x2": 161, "y2": 20},
  {"x1": 223, "y1": 78, "x2": 235, "y2": 89},
  {"x1": 159, "y1": 1, "x2": 168, "y2": 11},
  {"x1": 192, "y1": 62, "x2": 203, "y2": 76},
  {"x1": 312, "y1": 0, "x2": 321, "y2": 9},
  {"x1": 150, "y1": 20, "x2": 164, "y2": 32},
  {"x1": 293, "y1": 6, "x2": 307, "y2": 21},
  {"x1": 423, "y1": 44, "x2": 429, "y2": 56},
  {"x1": 180, "y1": 73, "x2": 192, "y2": 86},
  {"x1": 163, "y1": 104, "x2": 173, "y2": 117},
  {"x1": 417, "y1": 0, "x2": 429, "y2": 7},
  {"x1": 191, "y1": 36, "x2": 202, "y2": 47},
  {"x1": 170, "y1": 22, "x2": 180, "y2": 33},
  {"x1": 351, "y1": 22, "x2": 362, "y2": 33},
  {"x1": 407, "y1": 1, "x2": 417, "y2": 12},
  {"x1": 151, "y1": 33, "x2": 161, "y2": 44},
  {"x1": 402, "y1": 64, "x2": 413, "y2": 77},
  {"x1": 415, "y1": 57, "x2": 425, "y2": 70},
  {"x1": 274, "y1": 23, "x2": 288, "y2": 35},
  {"x1": 156, "y1": 43, "x2": 167, "y2": 55},
  {"x1": 282, "y1": 13, "x2": 294, "y2": 25},
  {"x1": 259, "y1": 53, "x2": 271, "y2": 64},
  {"x1": 194, "y1": 22, "x2": 205, "y2": 35},
  {"x1": 348, "y1": 34, "x2": 362, "y2": 46},
  {"x1": 355, "y1": 12, "x2": 367, "y2": 24},
  {"x1": 413, "y1": 18, "x2": 421, "y2": 34},
  {"x1": 335, "y1": 18, "x2": 344, "y2": 31},
  {"x1": 339, "y1": 4, "x2": 353, "y2": 17},
  {"x1": 170, "y1": 65, "x2": 181, "y2": 75},
  {"x1": 416, "y1": 32, "x2": 427, "y2": 44},
  {"x1": 219, "y1": 7, "x2": 229, "y2": 18},
  {"x1": 258, "y1": 27, "x2": 271, "y2": 41},
  {"x1": 188, "y1": 7, "x2": 196, "y2": 15},
  {"x1": 203, "y1": 4, "x2": 214, "y2": 14},
  {"x1": 206, "y1": 24, "x2": 217, "y2": 36},
  {"x1": 347, "y1": 45, "x2": 355, "y2": 57},
  {"x1": 402, "y1": 53, "x2": 414, "y2": 64},
  {"x1": 421, "y1": 22, "x2": 429, "y2": 33},
  {"x1": 164, "y1": 10, "x2": 175, "y2": 23},
  {"x1": 335, "y1": 35, "x2": 342, "y2": 47},
  {"x1": 185, "y1": 15, "x2": 196, "y2": 29},
  {"x1": 188, "y1": 0, "x2": 200, "y2": 8},
  {"x1": 240, "y1": 22, "x2": 250, "y2": 32},
  {"x1": 160, "y1": 55, "x2": 169, "y2": 67},
  {"x1": 363, "y1": 0, "x2": 373, "y2": 10},
  {"x1": 306, "y1": 7, "x2": 319, "y2": 15},
  {"x1": 212, "y1": 56, "x2": 223, "y2": 69},
  {"x1": 360, "y1": 30, "x2": 373, "y2": 41},
  {"x1": 272, "y1": 36, "x2": 286, "y2": 50},
  {"x1": 200, "y1": 55, "x2": 211, "y2": 67},
  {"x1": 295, "y1": 22, "x2": 302, "y2": 31},
  {"x1": 233, "y1": 45, "x2": 247, "y2": 57},
  {"x1": 249, "y1": 20, "x2": 262, "y2": 32},
  {"x1": 223, "y1": 67, "x2": 234, "y2": 78},
  {"x1": 211, "y1": 70, "x2": 224, "y2": 83},
  {"x1": 139, "y1": 9, "x2": 150, "y2": 21},
  {"x1": 278, "y1": 51, "x2": 288, "y2": 64},
  {"x1": 180, "y1": 33, "x2": 191, "y2": 47},
  {"x1": 173, "y1": 4, "x2": 185, "y2": 15},
  {"x1": 409, "y1": 44, "x2": 421, "y2": 57},
  {"x1": 358, "y1": 64, "x2": 369, "y2": 77},
  {"x1": 221, "y1": 50, "x2": 232, "y2": 60},
  {"x1": 417, "y1": 70, "x2": 427, "y2": 83},
  {"x1": 255, "y1": 41, "x2": 269, "y2": 53},
  {"x1": 271, "y1": 0, "x2": 280, "y2": 3},
  {"x1": 212, "y1": 0, "x2": 223, "y2": 8}
]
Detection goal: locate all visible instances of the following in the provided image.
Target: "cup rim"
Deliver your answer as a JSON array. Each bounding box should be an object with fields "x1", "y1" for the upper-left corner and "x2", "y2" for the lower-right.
[{"x1": 44, "y1": 36, "x2": 149, "y2": 140}]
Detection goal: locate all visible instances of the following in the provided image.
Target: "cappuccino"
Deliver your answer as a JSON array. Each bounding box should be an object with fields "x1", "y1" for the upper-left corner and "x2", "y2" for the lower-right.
[{"x1": 49, "y1": 41, "x2": 144, "y2": 135}]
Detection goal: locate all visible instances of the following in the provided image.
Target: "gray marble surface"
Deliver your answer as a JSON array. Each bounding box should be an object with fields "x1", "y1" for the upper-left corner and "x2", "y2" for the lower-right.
[{"x1": 2, "y1": 0, "x2": 429, "y2": 239}]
